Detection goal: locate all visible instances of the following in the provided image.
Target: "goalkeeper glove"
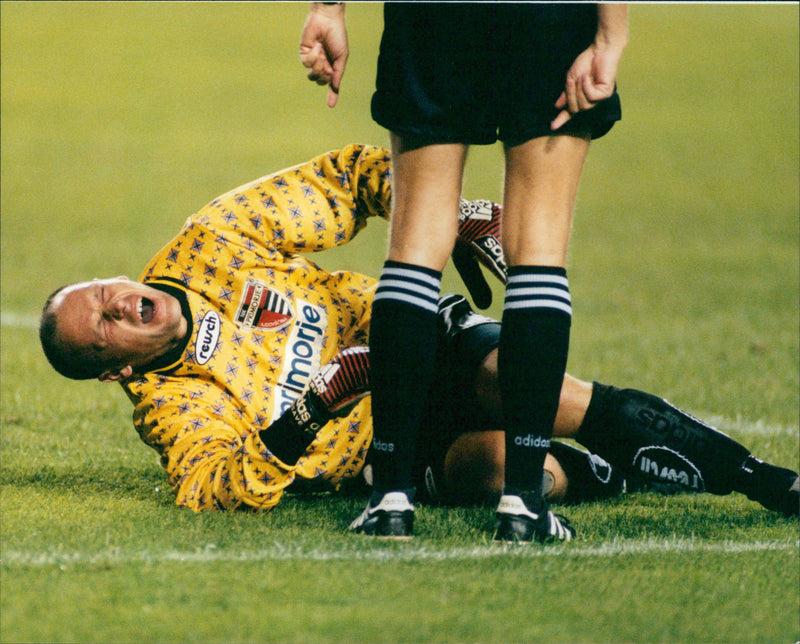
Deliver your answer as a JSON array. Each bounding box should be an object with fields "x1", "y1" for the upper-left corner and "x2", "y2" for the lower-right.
[
  {"x1": 309, "y1": 345, "x2": 371, "y2": 417},
  {"x1": 259, "y1": 347, "x2": 370, "y2": 464},
  {"x1": 454, "y1": 199, "x2": 507, "y2": 309}
]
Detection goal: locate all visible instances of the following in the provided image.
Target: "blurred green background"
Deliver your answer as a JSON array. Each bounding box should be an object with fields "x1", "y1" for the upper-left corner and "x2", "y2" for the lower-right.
[{"x1": 1, "y1": 5, "x2": 798, "y2": 642}]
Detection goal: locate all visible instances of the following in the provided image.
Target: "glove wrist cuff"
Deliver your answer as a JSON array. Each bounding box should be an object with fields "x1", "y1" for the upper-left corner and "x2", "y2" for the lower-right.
[{"x1": 258, "y1": 389, "x2": 331, "y2": 464}]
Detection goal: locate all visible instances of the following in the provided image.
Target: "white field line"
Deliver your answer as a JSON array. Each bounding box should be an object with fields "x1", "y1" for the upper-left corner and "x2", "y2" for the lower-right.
[
  {"x1": 1, "y1": 311, "x2": 39, "y2": 329},
  {"x1": 2, "y1": 539, "x2": 797, "y2": 568},
  {"x1": 703, "y1": 414, "x2": 799, "y2": 438}
]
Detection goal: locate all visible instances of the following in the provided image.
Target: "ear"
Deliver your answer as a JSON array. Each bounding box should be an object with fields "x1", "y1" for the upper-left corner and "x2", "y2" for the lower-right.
[{"x1": 98, "y1": 364, "x2": 134, "y2": 383}]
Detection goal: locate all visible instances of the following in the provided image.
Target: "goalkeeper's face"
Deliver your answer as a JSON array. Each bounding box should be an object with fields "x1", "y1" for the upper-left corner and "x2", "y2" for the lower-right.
[{"x1": 52, "y1": 277, "x2": 187, "y2": 381}]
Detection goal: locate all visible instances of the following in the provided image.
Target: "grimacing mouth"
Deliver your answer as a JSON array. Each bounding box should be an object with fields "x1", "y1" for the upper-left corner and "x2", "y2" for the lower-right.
[{"x1": 138, "y1": 297, "x2": 155, "y2": 324}]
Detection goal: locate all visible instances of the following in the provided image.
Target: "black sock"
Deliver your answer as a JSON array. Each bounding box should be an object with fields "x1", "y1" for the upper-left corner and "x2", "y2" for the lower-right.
[
  {"x1": 577, "y1": 383, "x2": 752, "y2": 495},
  {"x1": 735, "y1": 456, "x2": 799, "y2": 516},
  {"x1": 369, "y1": 260, "x2": 441, "y2": 493},
  {"x1": 500, "y1": 266, "x2": 571, "y2": 502}
]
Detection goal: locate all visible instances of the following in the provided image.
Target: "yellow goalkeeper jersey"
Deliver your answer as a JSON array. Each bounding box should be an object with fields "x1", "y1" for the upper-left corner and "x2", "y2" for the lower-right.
[{"x1": 122, "y1": 144, "x2": 392, "y2": 512}]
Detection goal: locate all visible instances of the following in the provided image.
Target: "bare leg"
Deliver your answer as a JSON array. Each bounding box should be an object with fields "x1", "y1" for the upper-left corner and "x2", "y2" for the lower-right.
[
  {"x1": 365, "y1": 136, "x2": 467, "y2": 501},
  {"x1": 501, "y1": 135, "x2": 589, "y2": 268},
  {"x1": 385, "y1": 134, "x2": 467, "y2": 269},
  {"x1": 495, "y1": 134, "x2": 591, "y2": 543},
  {"x1": 443, "y1": 430, "x2": 568, "y2": 504},
  {"x1": 473, "y1": 348, "x2": 593, "y2": 439}
]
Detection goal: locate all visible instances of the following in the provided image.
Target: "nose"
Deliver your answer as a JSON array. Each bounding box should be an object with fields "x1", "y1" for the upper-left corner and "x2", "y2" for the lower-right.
[{"x1": 103, "y1": 298, "x2": 126, "y2": 320}]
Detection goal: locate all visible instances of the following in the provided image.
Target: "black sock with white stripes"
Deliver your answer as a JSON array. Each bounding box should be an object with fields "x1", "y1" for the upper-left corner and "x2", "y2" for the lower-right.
[
  {"x1": 369, "y1": 260, "x2": 442, "y2": 493},
  {"x1": 499, "y1": 266, "x2": 572, "y2": 505}
]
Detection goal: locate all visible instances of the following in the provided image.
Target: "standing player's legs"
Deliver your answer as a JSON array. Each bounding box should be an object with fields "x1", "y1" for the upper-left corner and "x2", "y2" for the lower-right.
[
  {"x1": 349, "y1": 136, "x2": 467, "y2": 538},
  {"x1": 495, "y1": 133, "x2": 590, "y2": 543}
]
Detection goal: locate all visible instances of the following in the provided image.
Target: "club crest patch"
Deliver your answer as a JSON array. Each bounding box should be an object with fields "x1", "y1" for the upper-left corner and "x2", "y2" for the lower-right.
[{"x1": 235, "y1": 279, "x2": 294, "y2": 331}]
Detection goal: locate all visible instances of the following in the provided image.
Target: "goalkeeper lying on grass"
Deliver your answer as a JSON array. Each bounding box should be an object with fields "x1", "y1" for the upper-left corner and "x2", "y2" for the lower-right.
[{"x1": 39, "y1": 145, "x2": 798, "y2": 539}]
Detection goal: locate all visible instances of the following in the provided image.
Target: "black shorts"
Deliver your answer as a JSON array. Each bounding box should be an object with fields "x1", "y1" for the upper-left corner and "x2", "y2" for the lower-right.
[
  {"x1": 413, "y1": 296, "x2": 501, "y2": 504},
  {"x1": 371, "y1": 3, "x2": 621, "y2": 146}
]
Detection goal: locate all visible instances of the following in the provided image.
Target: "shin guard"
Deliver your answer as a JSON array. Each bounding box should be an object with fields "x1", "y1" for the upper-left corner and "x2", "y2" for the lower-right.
[{"x1": 576, "y1": 384, "x2": 751, "y2": 495}]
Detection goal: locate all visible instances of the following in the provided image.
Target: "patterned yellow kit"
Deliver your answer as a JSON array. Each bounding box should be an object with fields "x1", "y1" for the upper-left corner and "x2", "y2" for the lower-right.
[{"x1": 124, "y1": 144, "x2": 392, "y2": 511}]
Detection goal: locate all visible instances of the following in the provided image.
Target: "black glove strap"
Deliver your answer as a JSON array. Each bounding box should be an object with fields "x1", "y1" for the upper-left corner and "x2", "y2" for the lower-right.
[{"x1": 258, "y1": 389, "x2": 331, "y2": 464}]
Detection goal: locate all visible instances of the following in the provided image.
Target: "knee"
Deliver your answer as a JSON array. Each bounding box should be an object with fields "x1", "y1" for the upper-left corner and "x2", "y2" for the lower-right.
[{"x1": 443, "y1": 431, "x2": 505, "y2": 503}]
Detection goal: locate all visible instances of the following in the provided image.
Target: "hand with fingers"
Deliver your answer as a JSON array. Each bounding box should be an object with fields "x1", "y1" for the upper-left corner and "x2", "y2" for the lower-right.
[
  {"x1": 299, "y1": 2, "x2": 349, "y2": 108},
  {"x1": 551, "y1": 3, "x2": 628, "y2": 131}
]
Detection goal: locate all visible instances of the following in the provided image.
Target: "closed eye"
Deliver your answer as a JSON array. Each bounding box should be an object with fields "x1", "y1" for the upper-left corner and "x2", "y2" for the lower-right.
[{"x1": 95, "y1": 285, "x2": 110, "y2": 346}]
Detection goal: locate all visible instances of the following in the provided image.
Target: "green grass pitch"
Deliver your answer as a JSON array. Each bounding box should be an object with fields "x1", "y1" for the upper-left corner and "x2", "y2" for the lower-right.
[{"x1": 1, "y1": 3, "x2": 798, "y2": 643}]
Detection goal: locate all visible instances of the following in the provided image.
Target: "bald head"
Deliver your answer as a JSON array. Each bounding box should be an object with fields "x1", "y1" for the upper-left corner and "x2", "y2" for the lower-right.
[{"x1": 40, "y1": 277, "x2": 187, "y2": 381}]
